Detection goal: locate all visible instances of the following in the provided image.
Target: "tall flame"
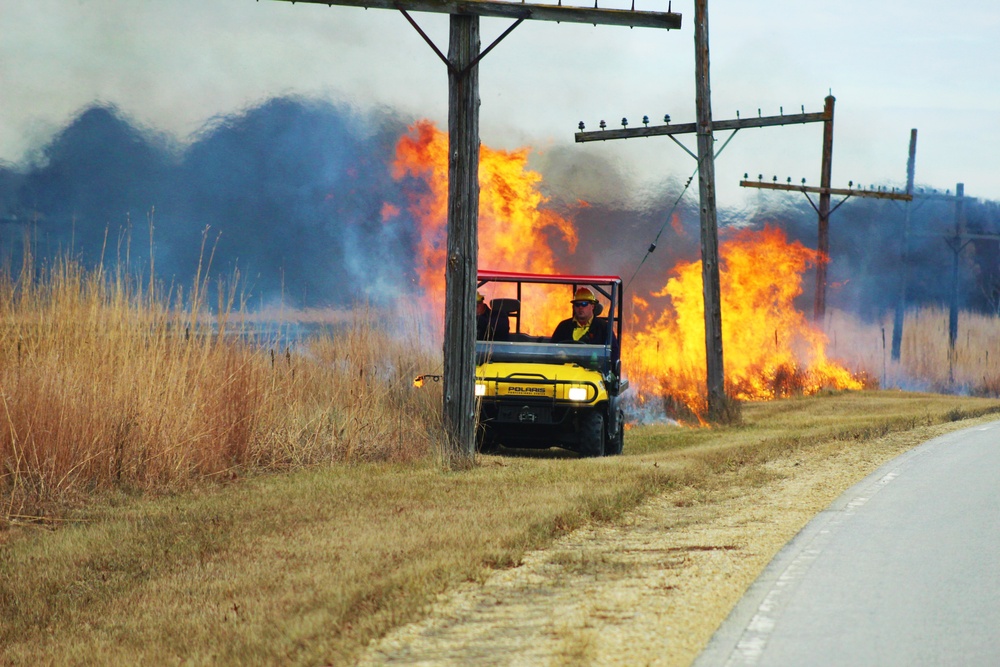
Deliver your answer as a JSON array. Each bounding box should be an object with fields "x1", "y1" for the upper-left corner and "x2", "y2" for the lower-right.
[
  {"x1": 628, "y1": 225, "x2": 863, "y2": 418},
  {"x1": 392, "y1": 120, "x2": 576, "y2": 333},
  {"x1": 389, "y1": 121, "x2": 864, "y2": 418}
]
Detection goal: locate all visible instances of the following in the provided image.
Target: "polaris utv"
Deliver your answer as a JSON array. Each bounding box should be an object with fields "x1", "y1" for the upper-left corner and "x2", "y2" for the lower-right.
[{"x1": 474, "y1": 270, "x2": 628, "y2": 457}]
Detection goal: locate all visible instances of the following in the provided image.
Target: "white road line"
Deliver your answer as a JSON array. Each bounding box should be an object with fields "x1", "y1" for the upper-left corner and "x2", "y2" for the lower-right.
[{"x1": 721, "y1": 468, "x2": 904, "y2": 666}]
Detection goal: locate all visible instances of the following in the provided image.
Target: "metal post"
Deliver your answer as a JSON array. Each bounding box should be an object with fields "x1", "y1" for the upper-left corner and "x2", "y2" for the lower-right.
[
  {"x1": 890, "y1": 129, "x2": 917, "y2": 362},
  {"x1": 694, "y1": 0, "x2": 725, "y2": 419},
  {"x1": 814, "y1": 94, "x2": 835, "y2": 321},
  {"x1": 443, "y1": 15, "x2": 480, "y2": 461}
]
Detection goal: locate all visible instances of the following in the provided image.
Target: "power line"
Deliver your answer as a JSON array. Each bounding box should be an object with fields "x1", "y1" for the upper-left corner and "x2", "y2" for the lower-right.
[{"x1": 624, "y1": 167, "x2": 697, "y2": 293}]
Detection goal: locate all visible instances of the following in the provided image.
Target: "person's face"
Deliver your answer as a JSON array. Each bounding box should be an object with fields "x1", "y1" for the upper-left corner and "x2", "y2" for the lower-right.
[{"x1": 572, "y1": 300, "x2": 594, "y2": 324}]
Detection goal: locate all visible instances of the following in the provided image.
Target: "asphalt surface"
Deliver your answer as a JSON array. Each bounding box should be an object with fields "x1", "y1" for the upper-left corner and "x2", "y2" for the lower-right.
[{"x1": 694, "y1": 419, "x2": 1000, "y2": 667}]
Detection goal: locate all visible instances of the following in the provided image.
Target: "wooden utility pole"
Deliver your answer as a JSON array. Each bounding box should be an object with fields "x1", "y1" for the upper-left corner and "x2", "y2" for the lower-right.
[
  {"x1": 948, "y1": 183, "x2": 966, "y2": 354},
  {"x1": 894, "y1": 183, "x2": 996, "y2": 384},
  {"x1": 584, "y1": 96, "x2": 843, "y2": 326},
  {"x1": 815, "y1": 94, "x2": 835, "y2": 320},
  {"x1": 741, "y1": 160, "x2": 913, "y2": 323},
  {"x1": 443, "y1": 15, "x2": 481, "y2": 460},
  {"x1": 578, "y1": 107, "x2": 834, "y2": 420},
  {"x1": 271, "y1": 0, "x2": 681, "y2": 461},
  {"x1": 693, "y1": 0, "x2": 725, "y2": 419},
  {"x1": 922, "y1": 183, "x2": 997, "y2": 383},
  {"x1": 891, "y1": 129, "x2": 918, "y2": 361},
  {"x1": 581, "y1": 95, "x2": 839, "y2": 326}
]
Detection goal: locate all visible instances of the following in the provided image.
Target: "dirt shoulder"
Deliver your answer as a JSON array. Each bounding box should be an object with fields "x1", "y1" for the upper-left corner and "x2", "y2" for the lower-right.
[{"x1": 358, "y1": 416, "x2": 998, "y2": 666}]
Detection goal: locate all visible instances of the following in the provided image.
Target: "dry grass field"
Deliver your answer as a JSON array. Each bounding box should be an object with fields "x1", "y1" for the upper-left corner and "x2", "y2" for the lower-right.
[
  {"x1": 3, "y1": 256, "x2": 1000, "y2": 664},
  {"x1": 825, "y1": 306, "x2": 1000, "y2": 394},
  {"x1": 3, "y1": 392, "x2": 999, "y2": 665},
  {"x1": 0, "y1": 253, "x2": 441, "y2": 522}
]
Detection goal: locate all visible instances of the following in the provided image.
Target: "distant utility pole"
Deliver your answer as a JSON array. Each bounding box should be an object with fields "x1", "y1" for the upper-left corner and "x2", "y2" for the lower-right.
[
  {"x1": 737, "y1": 94, "x2": 836, "y2": 322},
  {"x1": 891, "y1": 129, "x2": 918, "y2": 361},
  {"x1": 270, "y1": 0, "x2": 681, "y2": 461},
  {"x1": 914, "y1": 183, "x2": 1000, "y2": 384},
  {"x1": 816, "y1": 95, "x2": 835, "y2": 320},
  {"x1": 739, "y1": 103, "x2": 912, "y2": 321},
  {"x1": 946, "y1": 183, "x2": 967, "y2": 383},
  {"x1": 581, "y1": 97, "x2": 838, "y2": 327},
  {"x1": 948, "y1": 184, "x2": 967, "y2": 358}
]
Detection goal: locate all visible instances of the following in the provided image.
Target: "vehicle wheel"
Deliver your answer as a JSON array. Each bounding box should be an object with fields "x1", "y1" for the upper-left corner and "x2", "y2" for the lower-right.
[
  {"x1": 579, "y1": 411, "x2": 605, "y2": 457},
  {"x1": 604, "y1": 411, "x2": 624, "y2": 456}
]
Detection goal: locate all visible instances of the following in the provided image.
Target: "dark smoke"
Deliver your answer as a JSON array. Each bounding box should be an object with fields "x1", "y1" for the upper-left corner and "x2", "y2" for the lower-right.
[
  {"x1": 0, "y1": 98, "x2": 416, "y2": 308},
  {"x1": 2, "y1": 98, "x2": 1000, "y2": 319},
  {"x1": 540, "y1": 153, "x2": 1000, "y2": 324},
  {"x1": 753, "y1": 188, "x2": 1000, "y2": 319}
]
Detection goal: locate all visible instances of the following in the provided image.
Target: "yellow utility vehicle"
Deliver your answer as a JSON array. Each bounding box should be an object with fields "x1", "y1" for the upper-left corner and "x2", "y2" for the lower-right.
[{"x1": 475, "y1": 270, "x2": 628, "y2": 457}]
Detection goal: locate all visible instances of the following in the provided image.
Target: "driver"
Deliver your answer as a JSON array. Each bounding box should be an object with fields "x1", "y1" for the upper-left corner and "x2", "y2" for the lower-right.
[
  {"x1": 550, "y1": 287, "x2": 610, "y2": 345},
  {"x1": 477, "y1": 292, "x2": 509, "y2": 341}
]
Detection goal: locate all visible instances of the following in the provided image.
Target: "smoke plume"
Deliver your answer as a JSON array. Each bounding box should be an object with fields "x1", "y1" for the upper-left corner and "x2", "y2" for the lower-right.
[
  {"x1": 0, "y1": 97, "x2": 415, "y2": 307},
  {"x1": 2, "y1": 97, "x2": 999, "y2": 319}
]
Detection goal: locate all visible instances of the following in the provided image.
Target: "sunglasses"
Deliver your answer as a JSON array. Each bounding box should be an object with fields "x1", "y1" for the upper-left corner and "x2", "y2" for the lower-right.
[{"x1": 572, "y1": 300, "x2": 593, "y2": 307}]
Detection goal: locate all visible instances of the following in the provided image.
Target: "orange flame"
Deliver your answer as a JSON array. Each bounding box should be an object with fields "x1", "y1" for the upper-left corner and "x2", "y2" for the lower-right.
[
  {"x1": 391, "y1": 122, "x2": 864, "y2": 418},
  {"x1": 628, "y1": 225, "x2": 863, "y2": 417},
  {"x1": 392, "y1": 120, "x2": 577, "y2": 334}
]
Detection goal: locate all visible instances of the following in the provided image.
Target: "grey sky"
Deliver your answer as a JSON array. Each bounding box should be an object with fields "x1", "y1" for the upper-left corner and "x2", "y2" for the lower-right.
[{"x1": 3, "y1": 0, "x2": 999, "y2": 204}]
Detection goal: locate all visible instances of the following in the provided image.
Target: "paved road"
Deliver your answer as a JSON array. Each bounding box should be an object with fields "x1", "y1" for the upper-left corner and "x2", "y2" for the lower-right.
[{"x1": 695, "y1": 419, "x2": 1000, "y2": 667}]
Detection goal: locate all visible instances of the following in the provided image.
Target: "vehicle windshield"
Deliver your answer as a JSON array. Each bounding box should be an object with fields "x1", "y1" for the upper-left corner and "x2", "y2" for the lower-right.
[
  {"x1": 475, "y1": 341, "x2": 610, "y2": 373},
  {"x1": 475, "y1": 275, "x2": 622, "y2": 371}
]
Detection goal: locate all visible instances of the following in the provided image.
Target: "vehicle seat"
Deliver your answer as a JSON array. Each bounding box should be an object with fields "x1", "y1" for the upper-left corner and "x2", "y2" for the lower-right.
[
  {"x1": 489, "y1": 298, "x2": 518, "y2": 333},
  {"x1": 491, "y1": 298, "x2": 519, "y2": 318}
]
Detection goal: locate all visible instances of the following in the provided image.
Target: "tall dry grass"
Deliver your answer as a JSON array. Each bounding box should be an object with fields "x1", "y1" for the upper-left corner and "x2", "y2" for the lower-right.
[
  {"x1": 825, "y1": 306, "x2": 1000, "y2": 394},
  {"x1": 0, "y1": 252, "x2": 441, "y2": 520}
]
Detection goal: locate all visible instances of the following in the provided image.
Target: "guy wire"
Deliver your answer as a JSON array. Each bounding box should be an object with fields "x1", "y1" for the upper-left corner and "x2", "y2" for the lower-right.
[{"x1": 624, "y1": 164, "x2": 699, "y2": 293}]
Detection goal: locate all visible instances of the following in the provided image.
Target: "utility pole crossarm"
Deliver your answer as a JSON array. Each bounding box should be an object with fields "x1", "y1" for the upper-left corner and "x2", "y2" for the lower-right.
[
  {"x1": 914, "y1": 231, "x2": 995, "y2": 241},
  {"x1": 917, "y1": 191, "x2": 972, "y2": 202},
  {"x1": 739, "y1": 179, "x2": 912, "y2": 201},
  {"x1": 576, "y1": 109, "x2": 829, "y2": 142},
  {"x1": 270, "y1": 0, "x2": 681, "y2": 28}
]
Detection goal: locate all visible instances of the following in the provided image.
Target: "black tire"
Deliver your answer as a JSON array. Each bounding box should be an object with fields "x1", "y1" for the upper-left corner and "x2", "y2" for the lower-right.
[
  {"x1": 579, "y1": 411, "x2": 605, "y2": 457},
  {"x1": 604, "y1": 411, "x2": 624, "y2": 456}
]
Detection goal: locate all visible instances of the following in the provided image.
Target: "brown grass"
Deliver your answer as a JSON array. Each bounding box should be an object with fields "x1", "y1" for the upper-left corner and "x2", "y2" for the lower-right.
[
  {"x1": 3, "y1": 392, "x2": 999, "y2": 666},
  {"x1": 0, "y1": 253, "x2": 441, "y2": 521},
  {"x1": 824, "y1": 306, "x2": 1000, "y2": 394},
  {"x1": 7, "y1": 252, "x2": 1000, "y2": 663}
]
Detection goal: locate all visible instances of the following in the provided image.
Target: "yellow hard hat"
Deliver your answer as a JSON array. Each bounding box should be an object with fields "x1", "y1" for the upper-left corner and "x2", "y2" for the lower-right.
[
  {"x1": 572, "y1": 287, "x2": 596, "y2": 303},
  {"x1": 476, "y1": 292, "x2": 484, "y2": 303}
]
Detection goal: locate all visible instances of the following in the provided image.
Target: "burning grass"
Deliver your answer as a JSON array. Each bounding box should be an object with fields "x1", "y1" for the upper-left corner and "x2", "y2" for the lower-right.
[
  {"x1": 626, "y1": 227, "x2": 870, "y2": 422},
  {"x1": 0, "y1": 253, "x2": 441, "y2": 522},
  {"x1": 390, "y1": 123, "x2": 870, "y2": 422}
]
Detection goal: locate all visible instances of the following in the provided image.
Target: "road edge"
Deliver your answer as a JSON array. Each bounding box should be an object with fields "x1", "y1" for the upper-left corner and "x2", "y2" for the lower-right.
[{"x1": 691, "y1": 416, "x2": 1000, "y2": 667}]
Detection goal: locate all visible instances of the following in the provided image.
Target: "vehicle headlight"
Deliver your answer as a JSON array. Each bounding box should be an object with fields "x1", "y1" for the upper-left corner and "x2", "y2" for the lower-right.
[
  {"x1": 475, "y1": 383, "x2": 487, "y2": 396},
  {"x1": 568, "y1": 386, "x2": 589, "y2": 401}
]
